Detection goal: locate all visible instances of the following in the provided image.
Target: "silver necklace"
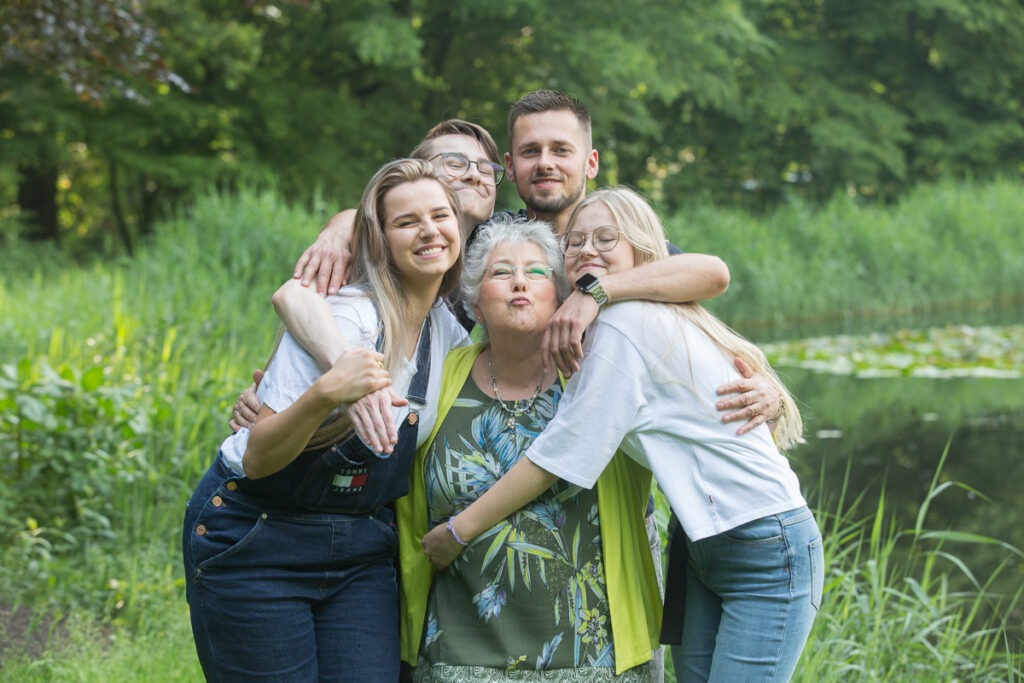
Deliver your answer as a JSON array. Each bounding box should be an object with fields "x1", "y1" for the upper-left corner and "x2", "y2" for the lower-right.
[{"x1": 488, "y1": 350, "x2": 544, "y2": 434}]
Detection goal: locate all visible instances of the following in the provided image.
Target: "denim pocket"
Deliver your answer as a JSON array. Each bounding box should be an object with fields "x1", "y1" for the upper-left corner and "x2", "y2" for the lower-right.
[
  {"x1": 367, "y1": 515, "x2": 400, "y2": 554},
  {"x1": 808, "y1": 536, "x2": 824, "y2": 610},
  {"x1": 191, "y1": 497, "x2": 266, "y2": 571},
  {"x1": 723, "y1": 515, "x2": 784, "y2": 545}
]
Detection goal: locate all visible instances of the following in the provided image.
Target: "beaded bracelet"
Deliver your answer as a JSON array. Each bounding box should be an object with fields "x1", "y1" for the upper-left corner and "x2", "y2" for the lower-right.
[{"x1": 446, "y1": 517, "x2": 468, "y2": 547}]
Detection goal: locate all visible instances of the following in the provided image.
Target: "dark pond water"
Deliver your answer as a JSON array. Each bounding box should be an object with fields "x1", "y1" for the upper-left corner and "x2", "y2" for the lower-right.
[{"x1": 738, "y1": 297, "x2": 1024, "y2": 345}]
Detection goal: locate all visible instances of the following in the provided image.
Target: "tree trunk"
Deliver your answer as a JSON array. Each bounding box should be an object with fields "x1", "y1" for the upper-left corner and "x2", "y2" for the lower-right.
[
  {"x1": 108, "y1": 158, "x2": 135, "y2": 256},
  {"x1": 16, "y1": 164, "x2": 59, "y2": 242}
]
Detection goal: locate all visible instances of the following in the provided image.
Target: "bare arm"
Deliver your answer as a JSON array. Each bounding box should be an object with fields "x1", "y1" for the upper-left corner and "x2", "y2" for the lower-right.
[
  {"x1": 271, "y1": 279, "x2": 407, "y2": 451},
  {"x1": 602, "y1": 251, "x2": 730, "y2": 304},
  {"x1": 243, "y1": 348, "x2": 390, "y2": 479},
  {"x1": 230, "y1": 274, "x2": 351, "y2": 431},
  {"x1": 272, "y1": 279, "x2": 350, "y2": 370},
  {"x1": 543, "y1": 252, "x2": 729, "y2": 375},
  {"x1": 420, "y1": 456, "x2": 559, "y2": 569},
  {"x1": 293, "y1": 209, "x2": 356, "y2": 295}
]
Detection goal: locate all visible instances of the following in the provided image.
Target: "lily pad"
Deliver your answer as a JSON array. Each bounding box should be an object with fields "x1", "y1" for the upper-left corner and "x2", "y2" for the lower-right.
[{"x1": 764, "y1": 325, "x2": 1024, "y2": 378}]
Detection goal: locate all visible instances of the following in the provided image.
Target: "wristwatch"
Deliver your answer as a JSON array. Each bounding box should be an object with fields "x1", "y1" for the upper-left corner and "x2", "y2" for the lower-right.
[{"x1": 575, "y1": 273, "x2": 609, "y2": 306}]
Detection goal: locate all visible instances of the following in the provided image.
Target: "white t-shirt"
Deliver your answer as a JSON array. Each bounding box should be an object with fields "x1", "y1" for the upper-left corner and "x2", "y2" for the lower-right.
[
  {"x1": 525, "y1": 301, "x2": 806, "y2": 542},
  {"x1": 219, "y1": 289, "x2": 469, "y2": 475}
]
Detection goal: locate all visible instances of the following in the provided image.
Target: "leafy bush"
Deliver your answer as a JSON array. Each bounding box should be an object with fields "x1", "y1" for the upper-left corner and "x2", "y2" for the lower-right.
[{"x1": 0, "y1": 358, "x2": 156, "y2": 601}]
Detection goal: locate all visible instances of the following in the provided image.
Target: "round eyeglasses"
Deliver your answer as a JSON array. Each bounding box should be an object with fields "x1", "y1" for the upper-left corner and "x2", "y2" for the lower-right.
[
  {"x1": 483, "y1": 263, "x2": 554, "y2": 281},
  {"x1": 560, "y1": 226, "x2": 622, "y2": 255},
  {"x1": 430, "y1": 152, "x2": 505, "y2": 186}
]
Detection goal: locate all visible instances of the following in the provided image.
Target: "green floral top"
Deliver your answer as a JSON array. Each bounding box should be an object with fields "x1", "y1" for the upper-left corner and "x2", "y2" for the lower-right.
[{"x1": 416, "y1": 376, "x2": 640, "y2": 681}]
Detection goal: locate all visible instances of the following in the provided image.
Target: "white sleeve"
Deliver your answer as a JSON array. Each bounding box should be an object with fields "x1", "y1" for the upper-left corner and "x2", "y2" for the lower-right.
[
  {"x1": 525, "y1": 315, "x2": 647, "y2": 489},
  {"x1": 259, "y1": 293, "x2": 379, "y2": 414},
  {"x1": 434, "y1": 303, "x2": 471, "y2": 353}
]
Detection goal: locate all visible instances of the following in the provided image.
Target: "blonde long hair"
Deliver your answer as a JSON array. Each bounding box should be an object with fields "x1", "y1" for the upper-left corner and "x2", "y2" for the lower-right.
[
  {"x1": 306, "y1": 158, "x2": 463, "y2": 449},
  {"x1": 567, "y1": 187, "x2": 804, "y2": 451}
]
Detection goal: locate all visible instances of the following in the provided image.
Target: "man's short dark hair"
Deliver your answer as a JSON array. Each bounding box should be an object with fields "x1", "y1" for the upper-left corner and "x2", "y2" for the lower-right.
[
  {"x1": 507, "y1": 89, "x2": 592, "y2": 146},
  {"x1": 409, "y1": 119, "x2": 500, "y2": 164}
]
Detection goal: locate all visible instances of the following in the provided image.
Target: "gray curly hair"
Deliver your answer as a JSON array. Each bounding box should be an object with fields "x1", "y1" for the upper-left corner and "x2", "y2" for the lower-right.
[{"x1": 460, "y1": 214, "x2": 570, "y2": 331}]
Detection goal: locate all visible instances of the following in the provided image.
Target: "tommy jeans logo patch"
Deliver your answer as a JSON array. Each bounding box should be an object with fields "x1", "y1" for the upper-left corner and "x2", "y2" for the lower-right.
[{"x1": 331, "y1": 467, "x2": 369, "y2": 493}]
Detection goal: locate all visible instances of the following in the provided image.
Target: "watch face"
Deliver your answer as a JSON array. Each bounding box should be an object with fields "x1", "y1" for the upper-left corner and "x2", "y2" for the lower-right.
[{"x1": 575, "y1": 273, "x2": 598, "y2": 290}]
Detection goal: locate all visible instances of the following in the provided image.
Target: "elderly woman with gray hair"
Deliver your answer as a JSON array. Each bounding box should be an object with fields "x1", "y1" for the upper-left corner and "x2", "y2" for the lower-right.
[{"x1": 395, "y1": 214, "x2": 661, "y2": 682}]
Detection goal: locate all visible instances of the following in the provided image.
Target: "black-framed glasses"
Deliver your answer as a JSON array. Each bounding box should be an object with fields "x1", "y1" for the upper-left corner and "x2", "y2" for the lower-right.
[
  {"x1": 430, "y1": 152, "x2": 505, "y2": 186},
  {"x1": 561, "y1": 226, "x2": 622, "y2": 255},
  {"x1": 483, "y1": 262, "x2": 554, "y2": 281}
]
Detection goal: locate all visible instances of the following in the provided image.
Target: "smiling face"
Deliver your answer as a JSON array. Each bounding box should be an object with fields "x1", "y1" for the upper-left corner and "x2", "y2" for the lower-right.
[
  {"x1": 383, "y1": 179, "x2": 461, "y2": 287},
  {"x1": 563, "y1": 200, "x2": 635, "y2": 283},
  {"x1": 473, "y1": 241, "x2": 560, "y2": 337},
  {"x1": 423, "y1": 134, "x2": 498, "y2": 235},
  {"x1": 505, "y1": 110, "x2": 599, "y2": 230}
]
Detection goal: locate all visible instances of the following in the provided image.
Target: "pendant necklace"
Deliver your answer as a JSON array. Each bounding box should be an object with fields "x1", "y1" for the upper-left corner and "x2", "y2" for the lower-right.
[{"x1": 488, "y1": 350, "x2": 544, "y2": 439}]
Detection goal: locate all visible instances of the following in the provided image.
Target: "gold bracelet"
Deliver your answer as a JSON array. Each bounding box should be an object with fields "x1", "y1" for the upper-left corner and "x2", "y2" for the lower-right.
[{"x1": 766, "y1": 394, "x2": 785, "y2": 425}]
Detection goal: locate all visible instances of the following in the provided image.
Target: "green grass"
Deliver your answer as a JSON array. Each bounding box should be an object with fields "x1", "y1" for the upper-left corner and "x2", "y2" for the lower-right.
[
  {"x1": 1, "y1": 180, "x2": 1022, "y2": 680},
  {"x1": 3, "y1": 460, "x2": 1019, "y2": 682},
  {"x1": 0, "y1": 599, "x2": 202, "y2": 682}
]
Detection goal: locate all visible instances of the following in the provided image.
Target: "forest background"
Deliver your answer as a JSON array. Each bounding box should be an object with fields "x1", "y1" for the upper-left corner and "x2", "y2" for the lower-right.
[
  {"x1": 4, "y1": 0, "x2": 1023, "y2": 250},
  {"x1": 2, "y1": 0, "x2": 1024, "y2": 680}
]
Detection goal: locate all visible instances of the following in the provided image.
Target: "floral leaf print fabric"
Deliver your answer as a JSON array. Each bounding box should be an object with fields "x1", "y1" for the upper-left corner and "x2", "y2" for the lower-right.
[{"x1": 417, "y1": 377, "x2": 636, "y2": 681}]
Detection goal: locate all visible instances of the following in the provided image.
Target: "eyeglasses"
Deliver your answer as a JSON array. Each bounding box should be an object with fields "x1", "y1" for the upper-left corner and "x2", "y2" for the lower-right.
[
  {"x1": 560, "y1": 226, "x2": 621, "y2": 255},
  {"x1": 484, "y1": 262, "x2": 554, "y2": 281},
  {"x1": 430, "y1": 152, "x2": 505, "y2": 186}
]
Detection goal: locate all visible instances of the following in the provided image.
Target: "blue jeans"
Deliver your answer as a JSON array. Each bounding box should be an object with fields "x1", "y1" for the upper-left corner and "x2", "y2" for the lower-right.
[
  {"x1": 670, "y1": 507, "x2": 823, "y2": 682},
  {"x1": 182, "y1": 457, "x2": 401, "y2": 682}
]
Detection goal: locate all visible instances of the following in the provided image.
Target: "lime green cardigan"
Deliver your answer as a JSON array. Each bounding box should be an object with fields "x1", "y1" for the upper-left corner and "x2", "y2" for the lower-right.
[{"x1": 395, "y1": 343, "x2": 663, "y2": 675}]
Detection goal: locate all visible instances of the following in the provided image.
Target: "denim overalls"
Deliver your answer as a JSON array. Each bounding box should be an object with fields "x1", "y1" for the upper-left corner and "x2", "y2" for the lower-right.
[{"x1": 182, "y1": 322, "x2": 431, "y2": 683}]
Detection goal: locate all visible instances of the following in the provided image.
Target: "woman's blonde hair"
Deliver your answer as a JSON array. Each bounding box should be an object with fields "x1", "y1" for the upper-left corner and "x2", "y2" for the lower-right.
[
  {"x1": 567, "y1": 187, "x2": 804, "y2": 451},
  {"x1": 307, "y1": 158, "x2": 463, "y2": 449}
]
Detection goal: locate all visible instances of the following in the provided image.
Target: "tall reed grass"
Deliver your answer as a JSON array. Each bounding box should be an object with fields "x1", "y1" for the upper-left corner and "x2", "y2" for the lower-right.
[
  {"x1": 666, "y1": 176, "x2": 1024, "y2": 336},
  {"x1": 1, "y1": 180, "x2": 1021, "y2": 679},
  {"x1": 790, "y1": 453, "x2": 1024, "y2": 682}
]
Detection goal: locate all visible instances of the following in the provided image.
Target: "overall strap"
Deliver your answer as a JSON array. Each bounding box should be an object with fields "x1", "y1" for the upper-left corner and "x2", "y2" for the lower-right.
[
  {"x1": 405, "y1": 317, "x2": 431, "y2": 422},
  {"x1": 367, "y1": 292, "x2": 431, "y2": 423}
]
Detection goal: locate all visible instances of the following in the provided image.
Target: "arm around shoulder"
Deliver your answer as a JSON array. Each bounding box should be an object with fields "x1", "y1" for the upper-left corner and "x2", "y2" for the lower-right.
[
  {"x1": 293, "y1": 209, "x2": 357, "y2": 294},
  {"x1": 272, "y1": 279, "x2": 350, "y2": 369},
  {"x1": 602, "y1": 252, "x2": 729, "y2": 304}
]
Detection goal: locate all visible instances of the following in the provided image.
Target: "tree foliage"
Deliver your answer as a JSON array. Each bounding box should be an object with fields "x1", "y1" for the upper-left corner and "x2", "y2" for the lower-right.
[{"x1": 1, "y1": 0, "x2": 1022, "y2": 249}]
